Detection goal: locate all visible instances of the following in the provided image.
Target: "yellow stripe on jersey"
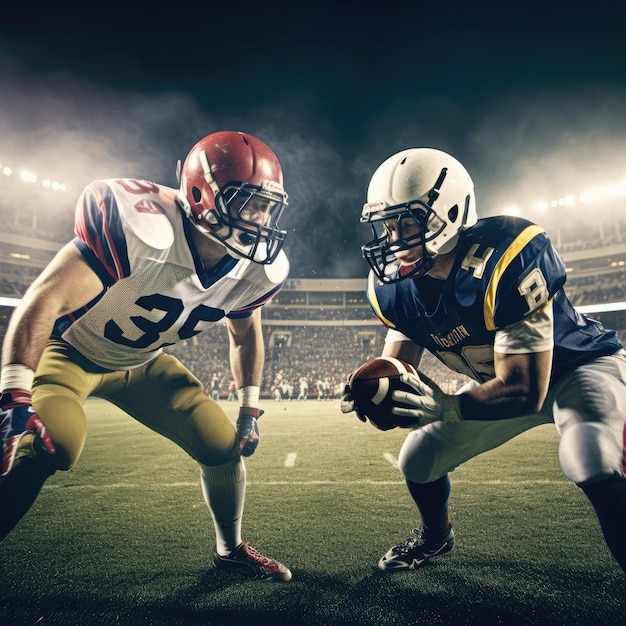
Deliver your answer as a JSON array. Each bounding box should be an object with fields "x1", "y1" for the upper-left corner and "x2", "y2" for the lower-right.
[
  {"x1": 483, "y1": 224, "x2": 545, "y2": 331},
  {"x1": 367, "y1": 272, "x2": 396, "y2": 328}
]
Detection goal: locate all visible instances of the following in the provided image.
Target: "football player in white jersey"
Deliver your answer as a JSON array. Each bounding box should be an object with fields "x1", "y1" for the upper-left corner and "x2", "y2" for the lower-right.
[
  {"x1": 0, "y1": 130, "x2": 292, "y2": 581},
  {"x1": 342, "y1": 147, "x2": 626, "y2": 575}
]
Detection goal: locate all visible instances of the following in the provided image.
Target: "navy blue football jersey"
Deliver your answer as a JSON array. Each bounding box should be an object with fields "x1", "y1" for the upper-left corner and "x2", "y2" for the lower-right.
[{"x1": 367, "y1": 216, "x2": 622, "y2": 385}]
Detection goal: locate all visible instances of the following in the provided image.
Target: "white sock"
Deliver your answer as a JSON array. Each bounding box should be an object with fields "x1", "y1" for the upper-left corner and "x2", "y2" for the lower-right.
[{"x1": 200, "y1": 459, "x2": 246, "y2": 555}]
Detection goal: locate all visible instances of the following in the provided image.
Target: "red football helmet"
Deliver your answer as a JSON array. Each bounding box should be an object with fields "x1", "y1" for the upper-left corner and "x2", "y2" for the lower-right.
[{"x1": 177, "y1": 131, "x2": 288, "y2": 263}]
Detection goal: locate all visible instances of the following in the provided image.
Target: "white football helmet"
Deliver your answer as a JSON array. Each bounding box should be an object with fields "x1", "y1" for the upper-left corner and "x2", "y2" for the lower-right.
[
  {"x1": 361, "y1": 148, "x2": 477, "y2": 282},
  {"x1": 177, "y1": 131, "x2": 288, "y2": 264}
]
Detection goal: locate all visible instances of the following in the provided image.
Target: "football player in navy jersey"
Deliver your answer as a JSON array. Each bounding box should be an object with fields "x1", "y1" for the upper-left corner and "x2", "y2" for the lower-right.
[
  {"x1": 0, "y1": 131, "x2": 292, "y2": 581},
  {"x1": 342, "y1": 147, "x2": 626, "y2": 574}
]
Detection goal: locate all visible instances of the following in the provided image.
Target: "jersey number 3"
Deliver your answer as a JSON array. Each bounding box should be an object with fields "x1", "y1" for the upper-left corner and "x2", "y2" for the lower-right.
[{"x1": 104, "y1": 294, "x2": 224, "y2": 349}]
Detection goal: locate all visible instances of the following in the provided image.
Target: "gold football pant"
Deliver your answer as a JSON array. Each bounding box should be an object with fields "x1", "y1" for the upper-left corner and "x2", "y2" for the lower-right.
[{"x1": 31, "y1": 339, "x2": 237, "y2": 470}]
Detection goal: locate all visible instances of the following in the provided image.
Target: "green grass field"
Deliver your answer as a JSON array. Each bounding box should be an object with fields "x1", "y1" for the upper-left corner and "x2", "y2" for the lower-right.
[{"x1": 1, "y1": 398, "x2": 625, "y2": 625}]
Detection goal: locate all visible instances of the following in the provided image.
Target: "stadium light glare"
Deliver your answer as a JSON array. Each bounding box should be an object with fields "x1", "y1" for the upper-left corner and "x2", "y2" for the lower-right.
[
  {"x1": 1, "y1": 159, "x2": 68, "y2": 192},
  {"x1": 579, "y1": 179, "x2": 626, "y2": 203},
  {"x1": 40, "y1": 179, "x2": 67, "y2": 192},
  {"x1": 522, "y1": 179, "x2": 626, "y2": 219},
  {"x1": 502, "y1": 206, "x2": 521, "y2": 216},
  {"x1": 19, "y1": 169, "x2": 37, "y2": 183}
]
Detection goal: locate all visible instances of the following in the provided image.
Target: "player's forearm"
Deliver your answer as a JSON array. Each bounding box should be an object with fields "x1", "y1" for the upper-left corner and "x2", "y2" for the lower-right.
[
  {"x1": 3, "y1": 243, "x2": 104, "y2": 376},
  {"x1": 458, "y1": 376, "x2": 546, "y2": 420},
  {"x1": 230, "y1": 341, "x2": 264, "y2": 389},
  {"x1": 1, "y1": 295, "x2": 57, "y2": 376},
  {"x1": 227, "y1": 309, "x2": 266, "y2": 389}
]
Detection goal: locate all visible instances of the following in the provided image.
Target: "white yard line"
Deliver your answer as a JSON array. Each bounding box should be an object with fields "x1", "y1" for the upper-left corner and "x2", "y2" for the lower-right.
[
  {"x1": 44, "y1": 478, "x2": 567, "y2": 490},
  {"x1": 383, "y1": 452, "x2": 398, "y2": 467}
]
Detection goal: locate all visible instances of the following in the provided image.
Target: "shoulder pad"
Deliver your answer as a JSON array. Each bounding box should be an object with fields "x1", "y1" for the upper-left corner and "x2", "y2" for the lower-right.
[
  {"x1": 104, "y1": 179, "x2": 175, "y2": 250},
  {"x1": 481, "y1": 221, "x2": 566, "y2": 330},
  {"x1": 264, "y1": 250, "x2": 290, "y2": 284},
  {"x1": 228, "y1": 249, "x2": 290, "y2": 285}
]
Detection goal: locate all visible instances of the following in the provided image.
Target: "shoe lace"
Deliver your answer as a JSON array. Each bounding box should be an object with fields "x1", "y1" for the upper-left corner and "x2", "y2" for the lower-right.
[
  {"x1": 395, "y1": 528, "x2": 426, "y2": 554},
  {"x1": 241, "y1": 542, "x2": 272, "y2": 566}
]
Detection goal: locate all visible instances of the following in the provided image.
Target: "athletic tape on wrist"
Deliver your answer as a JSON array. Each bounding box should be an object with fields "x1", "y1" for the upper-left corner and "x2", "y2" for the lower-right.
[
  {"x1": 239, "y1": 386, "x2": 260, "y2": 408},
  {"x1": 443, "y1": 394, "x2": 463, "y2": 423},
  {"x1": 1, "y1": 364, "x2": 35, "y2": 393}
]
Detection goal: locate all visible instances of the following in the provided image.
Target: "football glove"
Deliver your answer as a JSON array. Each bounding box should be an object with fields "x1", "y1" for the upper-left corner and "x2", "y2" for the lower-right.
[
  {"x1": 1, "y1": 390, "x2": 56, "y2": 476},
  {"x1": 340, "y1": 384, "x2": 366, "y2": 423},
  {"x1": 391, "y1": 372, "x2": 463, "y2": 428},
  {"x1": 235, "y1": 407, "x2": 264, "y2": 457}
]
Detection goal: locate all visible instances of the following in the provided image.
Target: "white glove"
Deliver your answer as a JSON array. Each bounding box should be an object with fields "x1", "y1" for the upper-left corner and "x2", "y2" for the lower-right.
[
  {"x1": 391, "y1": 372, "x2": 463, "y2": 428},
  {"x1": 340, "y1": 385, "x2": 366, "y2": 423}
]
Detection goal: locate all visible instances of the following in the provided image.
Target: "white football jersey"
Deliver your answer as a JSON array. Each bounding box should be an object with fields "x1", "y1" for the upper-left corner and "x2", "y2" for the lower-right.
[{"x1": 54, "y1": 178, "x2": 289, "y2": 370}]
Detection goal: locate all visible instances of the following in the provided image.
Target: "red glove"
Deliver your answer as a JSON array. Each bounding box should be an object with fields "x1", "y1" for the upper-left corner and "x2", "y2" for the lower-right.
[{"x1": 0, "y1": 390, "x2": 55, "y2": 476}]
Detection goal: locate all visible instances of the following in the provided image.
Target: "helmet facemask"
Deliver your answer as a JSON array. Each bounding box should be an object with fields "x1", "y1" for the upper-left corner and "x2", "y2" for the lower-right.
[
  {"x1": 198, "y1": 180, "x2": 287, "y2": 264},
  {"x1": 361, "y1": 200, "x2": 443, "y2": 283}
]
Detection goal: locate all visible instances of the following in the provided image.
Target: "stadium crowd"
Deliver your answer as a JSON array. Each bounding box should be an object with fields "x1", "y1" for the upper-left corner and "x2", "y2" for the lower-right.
[
  {"x1": 1, "y1": 267, "x2": 626, "y2": 400},
  {"x1": 165, "y1": 324, "x2": 396, "y2": 401},
  {"x1": 0, "y1": 200, "x2": 625, "y2": 399}
]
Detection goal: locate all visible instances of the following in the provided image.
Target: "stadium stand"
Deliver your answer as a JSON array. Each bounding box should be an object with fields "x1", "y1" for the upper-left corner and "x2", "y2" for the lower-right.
[{"x1": 1, "y1": 183, "x2": 625, "y2": 398}]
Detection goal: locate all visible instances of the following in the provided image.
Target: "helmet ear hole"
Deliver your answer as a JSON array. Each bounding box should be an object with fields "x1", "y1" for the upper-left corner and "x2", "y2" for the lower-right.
[
  {"x1": 448, "y1": 205, "x2": 459, "y2": 223},
  {"x1": 192, "y1": 187, "x2": 202, "y2": 203}
]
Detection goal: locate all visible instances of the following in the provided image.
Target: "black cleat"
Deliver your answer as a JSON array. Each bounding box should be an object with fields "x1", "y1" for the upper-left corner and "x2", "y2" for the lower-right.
[{"x1": 378, "y1": 527, "x2": 455, "y2": 571}]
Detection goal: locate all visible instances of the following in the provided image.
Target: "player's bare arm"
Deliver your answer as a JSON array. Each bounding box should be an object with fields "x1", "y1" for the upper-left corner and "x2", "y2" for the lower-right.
[
  {"x1": 458, "y1": 348, "x2": 553, "y2": 420},
  {"x1": 2, "y1": 242, "x2": 104, "y2": 371},
  {"x1": 382, "y1": 335, "x2": 552, "y2": 423},
  {"x1": 381, "y1": 338, "x2": 424, "y2": 369},
  {"x1": 226, "y1": 308, "x2": 264, "y2": 389}
]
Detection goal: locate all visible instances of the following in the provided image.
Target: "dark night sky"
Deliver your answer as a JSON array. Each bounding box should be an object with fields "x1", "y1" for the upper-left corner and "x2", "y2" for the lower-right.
[{"x1": 1, "y1": 1, "x2": 626, "y2": 278}]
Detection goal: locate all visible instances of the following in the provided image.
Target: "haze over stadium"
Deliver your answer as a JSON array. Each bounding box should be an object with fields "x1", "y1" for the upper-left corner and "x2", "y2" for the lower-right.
[{"x1": 1, "y1": 2, "x2": 626, "y2": 279}]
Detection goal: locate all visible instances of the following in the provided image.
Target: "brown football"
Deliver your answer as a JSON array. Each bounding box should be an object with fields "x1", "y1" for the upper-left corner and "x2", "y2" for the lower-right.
[{"x1": 348, "y1": 357, "x2": 419, "y2": 430}]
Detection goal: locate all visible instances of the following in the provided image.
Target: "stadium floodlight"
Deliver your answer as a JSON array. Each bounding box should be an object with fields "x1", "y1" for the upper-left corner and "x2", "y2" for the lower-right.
[
  {"x1": 43, "y1": 180, "x2": 67, "y2": 192},
  {"x1": 579, "y1": 179, "x2": 626, "y2": 203},
  {"x1": 555, "y1": 197, "x2": 574, "y2": 207},
  {"x1": 514, "y1": 177, "x2": 626, "y2": 219},
  {"x1": 19, "y1": 169, "x2": 38, "y2": 183},
  {"x1": 0, "y1": 159, "x2": 68, "y2": 192}
]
